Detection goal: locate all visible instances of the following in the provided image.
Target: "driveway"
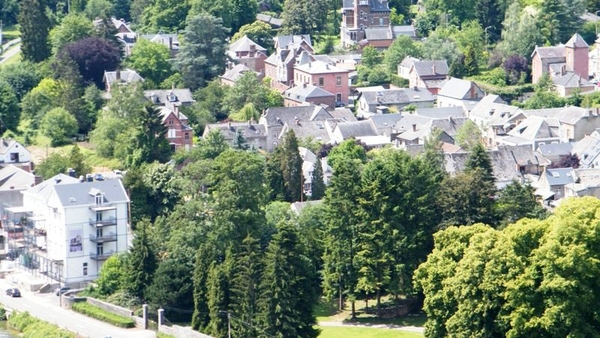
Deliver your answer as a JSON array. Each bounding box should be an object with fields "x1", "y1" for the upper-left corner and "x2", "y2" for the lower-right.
[{"x1": 0, "y1": 272, "x2": 156, "y2": 338}]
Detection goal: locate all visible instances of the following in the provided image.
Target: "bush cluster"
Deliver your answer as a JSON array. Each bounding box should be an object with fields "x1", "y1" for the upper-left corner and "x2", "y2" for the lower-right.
[
  {"x1": 8, "y1": 311, "x2": 76, "y2": 338},
  {"x1": 71, "y1": 302, "x2": 135, "y2": 328}
]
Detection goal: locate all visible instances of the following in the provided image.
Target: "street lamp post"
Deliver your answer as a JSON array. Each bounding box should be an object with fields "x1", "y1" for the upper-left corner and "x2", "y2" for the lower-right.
[{"x1": 484, "y1": 26, "x2": 493, "y2": 47}]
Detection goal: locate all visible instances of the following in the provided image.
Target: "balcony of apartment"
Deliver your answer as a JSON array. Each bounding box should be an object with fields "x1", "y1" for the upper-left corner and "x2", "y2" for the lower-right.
[
  {"x1": 89, "y1": 233, "x2": 117, "y2": 243},
  {"x1": 89, "y1": 205, "x2": 117, "y2": 212},
  {"x1": 90, "y1": 250, "x2": 115, "y2": 261},
  {"x1": 89, "y1": 216, "x2": 117, "y2": 227}
]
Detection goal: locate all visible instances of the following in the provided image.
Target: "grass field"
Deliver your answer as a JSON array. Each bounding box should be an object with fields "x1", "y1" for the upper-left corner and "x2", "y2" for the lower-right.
[
  {"x1": 318, "y1": 326, "x2": 424, "y2": 338},
  {"x1": 2, "y1": 25, "x2": 21, "y2": 41}
]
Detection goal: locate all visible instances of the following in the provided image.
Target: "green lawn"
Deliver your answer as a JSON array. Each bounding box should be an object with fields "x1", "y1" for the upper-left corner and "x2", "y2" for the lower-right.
[
  {"x1": 319, "y1": 326, "x2": 424, "y2": 338},
  {"x1": 2, "y1": 24, "x2": 21, "y2": 41}
]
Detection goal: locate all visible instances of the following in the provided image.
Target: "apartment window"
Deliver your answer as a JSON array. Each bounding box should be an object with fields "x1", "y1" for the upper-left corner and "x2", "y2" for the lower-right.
[
  {"x1": 337, "y1": 93, "x2": 342, "y2": 102},
  {"x1": 96, "y1": 212, "x2": 102, "y2": 222},
  {"x1": 97, "y1": 228, "x2": 103, "y2": 238},
  {"x1": 336, "y1": 76, "x2": 342, "y2": 86},
  {"x1": 318, "y1": 77, "x2": 324, "y2": 86},
  {"x1": 97, "y1": 244, "x2": 104, "y2": 256},
  {"x1": 184, "y1": 133, "x2": 190, "y2": 140},
  {"x1": 168, "y1": 129, "x2": 177, "y2": 138},
  {"x1": 95, "y1": 195, "x2": 102, "y2": 206},
  {"x1": 83, "y1": 263, "x2": 88, "y2": 276},
  {"x1": 379, "y1": 18, "x2": 384, "y2": 26},
  {"x1": 168, "y1": 119, "x2": 174, "y2": 125}
]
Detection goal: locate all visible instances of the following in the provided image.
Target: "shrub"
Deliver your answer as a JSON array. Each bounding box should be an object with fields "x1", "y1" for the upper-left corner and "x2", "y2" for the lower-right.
[
  {"x1": 72, "y1": 302, "x2": 135, "y2": 328},
  {"x1": 8, "y1": 311, "x2": 76, "y2": 338}
]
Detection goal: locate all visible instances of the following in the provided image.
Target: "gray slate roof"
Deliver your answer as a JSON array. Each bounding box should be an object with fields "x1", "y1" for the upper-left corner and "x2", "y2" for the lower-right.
[
  {"x1": 368, "y1": 113, "x2": 403, "y2": 129},
  {"x1": 532, "y1": 46, "x2": 565, "y2": 59},
  {"x1": 220, "y1": 64, "x2": 257, "y2": 82},
  {"x1": 53, "y1": 178, "x2": 129, "y2": 208},
  {"x1": 262, "y1": 106, "x2": 332, "y2": 126},
  {"x1": 537, "y1": 143, "x2": 573, "y2": 157},
  {"x1": 103, "y1": 69, "x2": 144, "y2": 85},
  {"x1": 205, "y1": 122, "x2": 267, "y2": 140},
  {"x1": 360, "y1": 88, "x2": 435, "y2": 105},
  {"x1": 143, "y1": 89, "x2": 194, "y2": 105},
  {"x1": 0, "y1": 165, "x2": 35, "y2": 191},
  {"x1": 565, "y1": 33, "x2": 588, "y2": 48},
  {"x1": 229, "y1": 35, "x2": 267, "y2": 53},
  {"x1": 370, "y1": 0, "x2": 391, "y2": 11},
  {"x1": 336, "y1": 120, "x2": 379, "y2": 138},
  {"x1": 415, "y1": 107, "x2": 465, "y2": 119},
  {"x1": 284, "y1": 84, "x2": 334, "y2": 102},
  {"x1": 552, "y1": 72, "x2": 592, "y2": 88},
  {"x1": 544, "y1": 167, "x2": 575, "y2": 186},
  {"x1": 139, "y1": 33, "x2": 180, "y2": 50},
  {"x1": 438, "y1": 78, "x2": 484, "y2": 100},
  {"x1": 411, "y1": 60, "x2": 449, "y2": 77},
  {"x1": 365, "y1": 27, "x2": 393, "y2": 40},
  {"x1": 393, "y1": 25, "x2": 416, "y2": 38},
  {"x1": 274, "y1": 35, "x2": 312, "y2": 49}
]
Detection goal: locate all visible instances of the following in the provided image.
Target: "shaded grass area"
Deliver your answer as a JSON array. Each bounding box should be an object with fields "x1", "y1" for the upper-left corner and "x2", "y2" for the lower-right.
[
  {"x1": 318, "y1": 326, "x2": 424, "y2": 338},
  {"x1": 347, "y1": 312, "x2": 427, "y2": 327},
  {"x1": 2, "y1": 25, "x2": 21, "y2": 41},
  {"x1": 315, "y1": 297, "x2": 427, "y2": 326}
]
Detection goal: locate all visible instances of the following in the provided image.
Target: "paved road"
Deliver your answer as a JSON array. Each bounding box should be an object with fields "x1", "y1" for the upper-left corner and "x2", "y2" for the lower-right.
[
  {"x1": 0, "y1": 274, "x2": 156, "y2": 338},
  {"x1": 319, "y1": 320, "x2": 425, "y2": 333},
  {"x1": 0, "y1": 39, "x2": 21, "y2": 65}
]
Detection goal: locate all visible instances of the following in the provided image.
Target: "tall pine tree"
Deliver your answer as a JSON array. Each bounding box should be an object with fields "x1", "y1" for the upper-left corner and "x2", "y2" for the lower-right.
[
  {"x1": 18, "y1": 0, "x2": 51, "y2": 63},
  {"x1": 125, "y1": 219, "x2": 157, "y2": 300},
  {"x1": 280, "y1": 131, "x2": 304, "y2": 202},
  {"x1": 310, "y1": 157, "x2": 325, "y2": 200}
]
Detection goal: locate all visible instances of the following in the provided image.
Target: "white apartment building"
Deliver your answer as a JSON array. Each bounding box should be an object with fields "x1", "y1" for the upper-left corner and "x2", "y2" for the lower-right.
[{"x1": 4, "y1": 174, "x2": 130, "y2": 287}]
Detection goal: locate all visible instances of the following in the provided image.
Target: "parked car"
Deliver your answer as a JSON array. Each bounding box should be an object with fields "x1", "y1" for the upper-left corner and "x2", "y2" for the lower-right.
[
  {"x1": 6, "y1": 288, "x2": 21, "y2": 297},
  {"x1": 55, "y1": 287, "x2": 71, "y2": 296},
  {"x1": 94, "y1": 173, "x2": 104, "y2": 181}
]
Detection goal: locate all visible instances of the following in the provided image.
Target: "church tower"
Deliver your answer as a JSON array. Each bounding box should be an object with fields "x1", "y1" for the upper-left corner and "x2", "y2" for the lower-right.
[{"x1": 565, "y1": 33, "x2": 589, "y2": 80}]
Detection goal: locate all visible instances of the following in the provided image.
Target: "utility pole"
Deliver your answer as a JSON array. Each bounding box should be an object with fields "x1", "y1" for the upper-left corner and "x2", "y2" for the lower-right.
[
  {"x1": 227, "y1": 311, "x2": 231, "y2": 338},
  {"x1": 484, "y1": 26, "x2": 492, "y2": 48}
]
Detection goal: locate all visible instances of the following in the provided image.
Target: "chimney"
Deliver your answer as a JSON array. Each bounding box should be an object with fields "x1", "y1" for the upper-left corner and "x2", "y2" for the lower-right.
[
  {"x1": 115, "y1": 69, "x2": 121, "y2": 81},
  {"x1": 34, "y1": 175, "x2": 43, "y2": 186},
  {"x1": 412, "y1": 124, "x2": 417, "y2": 132},
  {"x1": 169, "y1": 36, "x2": 173, "y2": 50},
  {"x1": 248, "y1": 119, "x2": 252, "y2": 126},
  {"x1": 432, "y1": 63, "x2": 436, "y2": 74},
  {"x1": 561, "y1": 65, "x2": 566, "y2": 76}
]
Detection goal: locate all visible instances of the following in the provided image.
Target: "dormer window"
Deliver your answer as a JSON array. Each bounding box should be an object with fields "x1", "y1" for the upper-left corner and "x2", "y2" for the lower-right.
[{"x1": 95, "y1": 195, "x2": 102, "y2": 206}]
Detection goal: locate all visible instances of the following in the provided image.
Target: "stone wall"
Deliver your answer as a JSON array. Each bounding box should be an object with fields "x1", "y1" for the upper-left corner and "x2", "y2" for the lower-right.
[
  {"x1": 159, "y1": 324, "x2": 213, "y2": 338},
  {"x1": 86, "y1": 297, "x2": 134, "y2": 317}
]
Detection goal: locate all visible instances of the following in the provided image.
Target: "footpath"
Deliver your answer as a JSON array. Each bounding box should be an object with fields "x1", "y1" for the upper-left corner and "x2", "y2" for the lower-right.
[{"x1": 319, "y1": 320, "x2": 425, "y2": 333}]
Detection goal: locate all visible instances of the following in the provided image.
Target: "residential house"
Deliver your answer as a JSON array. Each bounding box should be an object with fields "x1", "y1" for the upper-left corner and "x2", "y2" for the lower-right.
[
  {"x1": 564, "y1": 168, "x2": 600, "y2": 199},
  {"x1": 203, "y1": 120, "x2": 268, "y2": 151},
  {"x1": 259, "y1": 106, "x2": 333, "y2": 151},
  {"x1": 283, "y1": 83, "x2": 336, "y2": 108},
  {"x1": 496, "y1": 115, "x2": 561, "y2": 150},
  {"x1": 395, "y1": 116, "x2": 468, "y2": 149},
  {"x1": 290, "y1": 200, "x2": 322, "y2": 215},
  {"x1": 298, "y1": 147, "x2": 332, "y2": 196},
  {"x1": 144, "y1": 89, "x2": 195, "y2": 110},
  {"x1": 0, "y1": 139, "x2": 31, "y2": 166},
  {"x1": 571, "y1": 130, "x2": 600, "y2": 168},
  {"x1": 330, "y1": 120, "x2": 381, "y2": 144},
  {"x1": 445, "y1": 145, "x2": 547, "y2": 188},
  {"x1": 398, "y1": 56, "x2": 420, "y2": 79},
  {"x1": 94, "y1": 18, "x2": 136, "y2": 55},
  {"x1": 531, "y1": 33, "x2": 592, "y2": 96},
  {"x1": 264, "y1": 35, "x2": 314, "y2": 90},
  {"x1": 414, "y1": 107, "x2": 465, "y2": 119},
  {"x1": 437, "y1": 78, "x2": 485, "y2": 112},
  {"x1": 408, "y1": 60, "x2": 449, "y2": 94},
  {"x1": 356, "y1": 88, "x2": 435, "y2": 117},
  {"x1": 220, "y1": 64, "x2": 260, "y2": 87},
  {"x1": 340, "y1": 0, "x2": 391, "y2": 47},
  {"x1": 590, "y1": 35, "x2": 600, "y2": 79},
  {"x1": 256, "y1": 13, "x2": 283, "y2": 29},
  {"x1": 468, "y1": 94, "x2": 525, "y2": 147},
  {"x1": 294, "y1": 60, "x2": 350, "y2": 105},
  {"x1": 392, "y1": 25, "x2": 417, "y2": 39},
  {"x1": 536, "y1": 142, "x2": 573, "y2": 165},
  {"x1": 0, "y1": 165, "x2": 36, "y2": 214},
  {"x1": 4, "y1": 174, "x2": 130, "y2": 286},
  {"x1": 227, "y1": 35, "x2": 268, "y2": 73},
  {"x1": 139, "y1": 33, "x2": 180, "y2": 57},
  {"x1": 555, "y1": 106, "x2": 600, "y2": 142},
  {"x1": 534, "y1": 167, "x2": 575, "y2": 203},
  {"x1": 102, "y1": 69, "x2": 144, "y2": 92},
  {"x1": 362, "y1": 26, "x2": 396, "y2": 49},
  {"x1": 159, "y1": 106, "x2": 194, "y2": 151}
]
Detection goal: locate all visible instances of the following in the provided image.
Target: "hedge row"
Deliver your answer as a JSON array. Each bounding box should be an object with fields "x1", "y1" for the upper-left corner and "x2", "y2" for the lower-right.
[
  {"x1": 72, "y1": 301, "x2": 135, "y2": 328},
  {"x1": 8, "y1": 311, "x2": 76, "y2": 338}
]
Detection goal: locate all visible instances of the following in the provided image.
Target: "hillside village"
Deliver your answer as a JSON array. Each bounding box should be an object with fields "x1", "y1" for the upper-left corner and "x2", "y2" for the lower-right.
[{"x1": 1, "y1": 0, "x2": 600, "y2": 337}]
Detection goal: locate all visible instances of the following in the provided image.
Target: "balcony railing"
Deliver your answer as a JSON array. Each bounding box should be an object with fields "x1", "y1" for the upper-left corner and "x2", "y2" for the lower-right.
[
  {"x1": 89, "y1": 217, "x2": 117, "y2": 227},
  {"x1": 89, "y1": 233, "x2": 117, "y2": 243},
  {"x1": 90, "y1": 250, "x2": 115, "y2": 260}
]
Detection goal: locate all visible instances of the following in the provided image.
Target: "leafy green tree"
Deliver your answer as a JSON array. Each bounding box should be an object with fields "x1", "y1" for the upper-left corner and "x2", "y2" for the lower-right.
[
  {"x1": 68, "y1": 144, "x2": 91, "y2": 177},
  {"x1": 130, "y1": 0, "x2": 152, "y2": 23},
  {"x1": 384, "y1": 35, "x2": 422, "y2": 73},
  {"x1": 310, "y1": 157, "x2": 325, "y2": 200},
  {"x1": 142, "y1": 162, "x2": 180, "y2": 220},
  {"x1": 361, "y1": 46, "x2": 382, "y2": 68},
  {"x1": 146, "y1": 255, "x2": 195, "y2": 321},
  {"x1": 60, "y1": 36, "x2": 122, "y2": 89},
  {"x1": 279, "y1": 131, "x2": 304, "y2": 202},
  {"x1": 192, "y1": 79, "x2": 229, "y2": 121},
  {"x1": 327, "y1": 138, "x2": 368, "y2": 169},
  {"x1": 193, "y1": 129, "x2": 229, "y2": 160},
  {"x1": 189, "y1": 0, "x2": 233, "y2": 29},
  {"x1": 524, "y1": 74, "x2": 567, "y2": 109},
  {"x1": 95, "y1": 254, "x2": 127, "y2": 296},
  {"x1": 41, "y1": 107, "x2": 78, "y2": 146},
  {"x1": 448, "y1": 53, "x2": 466, "y2": 78},
  {"x1": 20, "y1": 78, "x2": 61, "y2": 124},
  {"x1": 110, "y1": 0, "x2": 131, "y2": 21},
  {"x1": 538, "y1": 0, "x2": 585, "y2": 45},
  {"x1": 498, "y1": 2, "x2": 543, "y2": 59},
  {"x1": 230, "y1": 0, "x2": 258, "y2": 34},
  {"x1": 49, "y1": 14, "x2": 94, "y2": 54},
  {"x1": 84, "y1": 0, "x2": 114, "y2": 19},
  {"x1": 454, "y1": 119, "x2": 482, "y2": 150},
  {"x1": 496, "y1": 181, "x2": 547, "y2": 225},
  {"x1": 124, "y1": 106, "x2": 172, "y2": 168},
  {"x1": 140, "y1": 0, "x2": 190, "y2": 32},
  {"x1": 259, "y1": 220, "x2": 320, "y2": 338},
  {"x1": 232, "y1": 21, "x2": 274, "y2": 52},
  {"x1": 35, "y1": 152, "x2": 70, "y2": 179},
  {"x1": 176, "y1": 13, "x2": 229, "y2": 90},
  {"x1": 0, "y1": 80, "x2": 20, "y2": 132},
  {"x1": 125, "y1": 219, "x2": 157, "y2": 301},
  {"x1": 224, "y1": 72, "x2": 282, "y2": 115},
  {"x1": 0, "y1": 0, "x2": 18, "y2": 26},
  {"x1": 230, "y1": 236, "x2": 263, "y2": 338},
  {"x1": 322, "y1": 157, "x2": 362, "y2": 315},
  {"x1": 463, "y1": 46, "x2": 479, "y2": 76},
  {"x1": 475, "y1": 0, "x2": 504, "y2": 43},
  {"x1": 582, "y1": 91, "x2": 600, "y2": 108},
  {"x1": 281, "y1": 0, "x2": 328, "y2": 35},
  {"x1": 421, "y1": 33, "x2": 461, "y2": 66},
  {"x1": 0, "y1": 62, "x2": 42, "y2": 102},
  {"x1": 126, "y1": 39, "x2": 172, "y2": 85},
  {"x1": 19, "y1": 0, "x2": 52, "y2": 63},
  {"x1": 452, "y1": 20, "x2": 485, "y2": 65}
]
